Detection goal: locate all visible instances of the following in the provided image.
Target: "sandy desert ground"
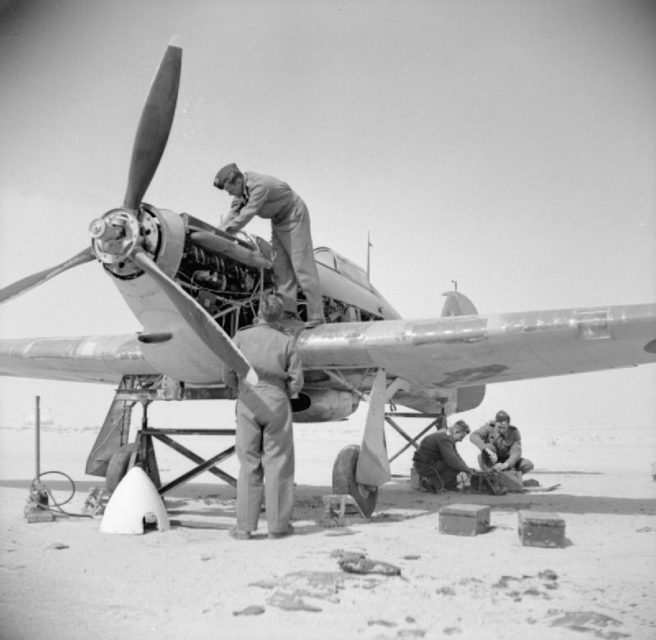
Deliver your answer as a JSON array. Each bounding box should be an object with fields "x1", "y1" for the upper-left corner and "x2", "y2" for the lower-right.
[{"x1": 1, "y1": 417, "x2": 655, "y2": 640}]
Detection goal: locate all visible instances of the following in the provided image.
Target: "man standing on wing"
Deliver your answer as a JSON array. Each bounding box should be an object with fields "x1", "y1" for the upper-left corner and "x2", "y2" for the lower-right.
[{"x1": 214, "y1": 163, "x2": 324, "y2": 328}]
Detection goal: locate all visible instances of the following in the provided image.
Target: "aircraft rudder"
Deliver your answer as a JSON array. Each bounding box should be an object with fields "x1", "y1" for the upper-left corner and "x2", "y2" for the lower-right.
[{"x1": 441, "y1": 290, "x2": 478, "y2": 317}]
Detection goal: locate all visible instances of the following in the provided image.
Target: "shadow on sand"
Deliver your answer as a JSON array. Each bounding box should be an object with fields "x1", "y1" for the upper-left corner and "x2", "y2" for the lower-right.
[{"x1": 2, "y1": 473, "x2": 654, "y2": 527}]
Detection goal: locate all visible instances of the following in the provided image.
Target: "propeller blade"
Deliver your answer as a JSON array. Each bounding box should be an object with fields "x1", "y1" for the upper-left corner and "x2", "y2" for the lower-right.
[
  {"x1": 132, "y1": 250, "x2": 258, "y2": 385},
  {"x1": 123, "y1": 36, "x2": 182, "y2": 210},
  {"x1": 0, "y1": 247, "x2": 95, "y2": 304}
]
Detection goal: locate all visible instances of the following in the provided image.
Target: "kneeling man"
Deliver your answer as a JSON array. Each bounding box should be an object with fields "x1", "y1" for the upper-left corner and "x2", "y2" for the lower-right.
[
  {"x1": 412, "y1": 420, "x2": 475, "y2": 492},
  {"x1": 470, "y1": 410, "x2": 534, "y2": 475}
]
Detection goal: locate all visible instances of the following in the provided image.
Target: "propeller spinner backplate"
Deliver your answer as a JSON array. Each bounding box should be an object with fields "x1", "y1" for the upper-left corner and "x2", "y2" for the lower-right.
[{"x1": 89, "y1": 207, "x2": 160, "y2": 277}]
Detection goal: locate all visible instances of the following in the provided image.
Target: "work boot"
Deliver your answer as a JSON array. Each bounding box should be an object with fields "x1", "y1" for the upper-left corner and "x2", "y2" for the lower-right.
[
  {"x1": 229, "y1": 527, "x2": 251, "y2": 540},
  {"x1": 268, "y1": 524, "x2": 294, "y2": 539}
]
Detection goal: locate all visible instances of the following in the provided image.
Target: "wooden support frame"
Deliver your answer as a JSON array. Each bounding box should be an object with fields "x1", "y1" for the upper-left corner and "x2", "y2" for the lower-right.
[
  {"x1": 97, "y1": 376, "x2": 239, "y2": 496},
  {"x1": 135, "y1": 427, "x2": 237, "y2": 496},
  {"x1": 385, "y1": 412, "x2": 445, "y2": 462}
]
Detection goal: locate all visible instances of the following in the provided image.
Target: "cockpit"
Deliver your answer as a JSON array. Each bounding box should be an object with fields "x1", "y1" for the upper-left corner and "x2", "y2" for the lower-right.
[{"x1": 314, "y1": 247, "x2": 372, "y2": 291}]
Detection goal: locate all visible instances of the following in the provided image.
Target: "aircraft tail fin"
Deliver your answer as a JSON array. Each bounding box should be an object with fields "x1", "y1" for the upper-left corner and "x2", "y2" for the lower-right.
[
  {"x1": 441, "y1": 291, "x2": 486, "y2": 412},
  {"x1": 441, "y1": 290, "x2": 478, "y2": 317}
]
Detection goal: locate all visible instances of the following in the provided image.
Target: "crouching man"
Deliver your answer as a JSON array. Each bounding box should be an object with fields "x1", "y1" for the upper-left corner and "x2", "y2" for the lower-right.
[
  {"x1": 469, "y1": 410, "x2": 534, "y2": 475},
  {"x1": 412, "y1": 420, "x2": 475, "y2": 492}
]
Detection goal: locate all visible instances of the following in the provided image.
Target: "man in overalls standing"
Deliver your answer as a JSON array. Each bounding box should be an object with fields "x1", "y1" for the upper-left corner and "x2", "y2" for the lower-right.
[{"x1": 225, "y1": 294, "x2": 305, "y2": 539}]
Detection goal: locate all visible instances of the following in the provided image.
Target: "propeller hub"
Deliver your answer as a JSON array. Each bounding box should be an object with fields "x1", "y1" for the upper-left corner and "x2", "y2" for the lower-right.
[
  {"x1": 89, "y1": 218, "x2": 122, "y2": 242},
  {"x1": 90, "y1": 209, "x2": 141, "y2": 265}
]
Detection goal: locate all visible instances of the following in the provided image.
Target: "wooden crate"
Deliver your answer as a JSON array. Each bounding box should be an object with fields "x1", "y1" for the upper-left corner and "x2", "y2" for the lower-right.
[
  {"x1": 518, "y1": 511, "x2": 565, "y2": 548},
  {"x1": 439, "y1": 503, "x2": 490, "y2": 536}
]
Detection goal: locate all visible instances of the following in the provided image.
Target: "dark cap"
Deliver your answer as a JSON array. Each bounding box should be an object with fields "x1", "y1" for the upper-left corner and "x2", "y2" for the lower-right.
[
  {"x1": 214, "y1": 163, "x2": 240, "y2": 189},
  {"x1": 495, "y1": 410, "x2": 510, "y2": 424}
]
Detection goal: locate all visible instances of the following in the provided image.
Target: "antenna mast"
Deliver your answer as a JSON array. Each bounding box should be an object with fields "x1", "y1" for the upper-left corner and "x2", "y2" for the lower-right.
[{"x1": 366, "y1": 231, "x2": 373, "y2": 280}]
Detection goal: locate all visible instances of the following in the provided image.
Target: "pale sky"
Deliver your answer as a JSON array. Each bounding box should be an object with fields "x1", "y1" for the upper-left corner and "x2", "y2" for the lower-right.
[{"x1": 0, "y1": 0, "x2": 654, "y2": 438}]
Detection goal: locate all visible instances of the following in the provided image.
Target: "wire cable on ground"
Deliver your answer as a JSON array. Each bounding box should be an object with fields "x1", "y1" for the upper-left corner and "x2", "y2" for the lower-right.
[{"x1": 29, "y1": 470, "x2": 94, "y2": 518}]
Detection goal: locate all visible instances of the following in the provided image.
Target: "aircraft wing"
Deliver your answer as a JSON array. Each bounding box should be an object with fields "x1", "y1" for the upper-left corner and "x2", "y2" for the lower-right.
[
  {"x1": 299, "y1": 303, "x2": 656, "y2": 390},
  {"x1": 0, "y1": 335, "x2": 157, "y2": 383},
  {"x1": 1, "y1": 304, "x2": 654, "y2": 404}
]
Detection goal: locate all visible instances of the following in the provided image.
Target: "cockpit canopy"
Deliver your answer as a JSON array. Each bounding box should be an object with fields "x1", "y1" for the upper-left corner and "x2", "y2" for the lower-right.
[{"x1": 314, "y1": 247, "x2": 371, "y2": 291}]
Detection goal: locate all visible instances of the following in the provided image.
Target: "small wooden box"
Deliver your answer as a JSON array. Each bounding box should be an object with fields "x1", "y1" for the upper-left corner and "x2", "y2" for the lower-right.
[
  {"x1": 439, "y1": 504, "x2": 490, "y2": 536},
  {"x1": 25, "y1": 507, "x2": 55, "y2": 523},
  {"x1": 518, "y1": 511, "x2": 565, "y2": 548}
]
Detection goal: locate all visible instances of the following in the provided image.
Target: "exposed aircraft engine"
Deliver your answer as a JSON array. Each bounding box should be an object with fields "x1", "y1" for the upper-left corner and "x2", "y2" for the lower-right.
[
  {"x1": 177, "y1": 214, "x2": 275, "y2": 336},
  {"x1": 291, "y1": 388, "x2": 360, "y2": 422},
  {"x1": 90, "y1": 204, "x2": 277, "y2": 339}
]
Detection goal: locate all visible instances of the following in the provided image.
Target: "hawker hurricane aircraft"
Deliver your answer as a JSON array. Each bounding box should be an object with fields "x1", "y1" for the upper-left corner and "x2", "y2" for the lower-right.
[{"x1": 1, "y1": 38, "x2": 655, "y2": 515}]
